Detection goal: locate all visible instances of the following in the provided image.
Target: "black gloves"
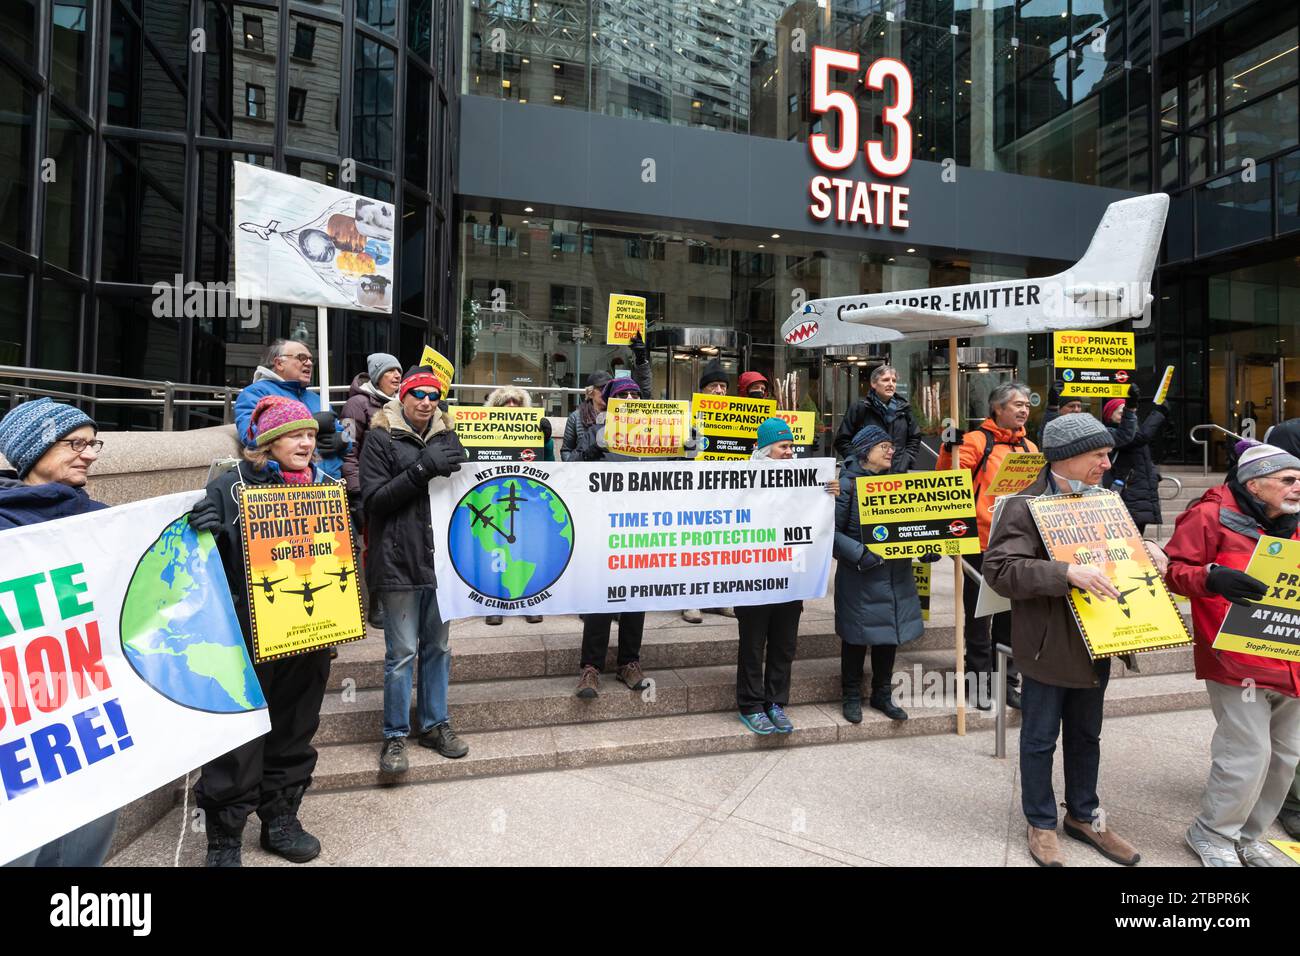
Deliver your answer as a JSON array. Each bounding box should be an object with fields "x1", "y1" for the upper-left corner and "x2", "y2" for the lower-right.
[
  {"x1": 188, "y1": 497, "x2": 222, "y2": 533},
  {"x1": 942, "y1": 427, "x2": 965, "y2": 454},
  {"x1": 919, "y1": 551, "x2": 942, "y2": 563},
  {"x1": 313, "y1": 411, "x2": 341, "y2": 456},
  {"x1": 629, "y1": 330, "x2": 649, "y2": 366},
  {"x1": 1206, "y1": 565, "x2": 1268, "y2": 607},
  {"x1": 414, "y1": 442, "x2": 466, "y2": 480},
  {"x1": 540, "y1": 416, "x2": 552, "y2": 442},
  {"x1": 581, "y1": 441, "x2": 605, "y2": 462},
  {"x1": 1048, "y1": 381, "x2": 1064, "y2": 408},
  {"x1": 1125, "y1": 383, "x2": 1141, "y2": 410},
  {"x1": 855, "y1": 551, "x2": 884, "y2": 573}
]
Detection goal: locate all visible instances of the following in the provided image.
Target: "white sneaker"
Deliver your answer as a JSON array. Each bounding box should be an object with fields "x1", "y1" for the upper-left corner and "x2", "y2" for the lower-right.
[
  {"x1": 681, "y1": 608, "x2": 703, "y2": 623},
  {"x1": 1237, "y1": 839, "x2": 1291, "y2": 867},
  {"x1": 1185, "y1": 824, "x2": 1243, "y2": 867}
]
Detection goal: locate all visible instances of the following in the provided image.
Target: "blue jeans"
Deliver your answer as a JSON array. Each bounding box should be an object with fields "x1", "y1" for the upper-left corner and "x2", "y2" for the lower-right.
[
  {"x1": 5, "y1": 811, "x2": 118, "y2": 867},
  {"x1": 1019, "y1": 660, "x2": 1111, "y2": 830},
  {"x1": 382, "y1": 588, "x2": 451, "y2": 739}
]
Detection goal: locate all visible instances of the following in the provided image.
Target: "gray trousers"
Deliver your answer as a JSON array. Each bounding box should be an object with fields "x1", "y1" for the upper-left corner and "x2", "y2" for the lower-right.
[{"x1": 1196, "y1": 679, "x2": 1300, "y2": 842}]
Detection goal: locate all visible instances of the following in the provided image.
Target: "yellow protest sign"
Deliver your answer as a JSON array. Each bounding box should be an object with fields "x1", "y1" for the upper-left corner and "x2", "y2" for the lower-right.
[
  {"x1": 240, "y1": 483, "x2": 366, "y2": 662},
  {"x1": 1029, "y1": 491, "x2": 1191, "y2": 658},
  {"x1": 1269, "y1": 840, "x2": 1300, "y2": 864},
  {"x1": 606, "y1": 294, "x2": 646, "y2": 345},
  {"x1": 856, "y1": 470, "x2": 980, "y2": 560},
  {"x1": 607, "y1": 399, "x2": 689, "y2": 458},
  {"x1": 771, "y1": 409, "x2": 817, "y2": 455},
  {"x1": 1213, "y1": 536, "x2": 1300, "y2": 663},
  {"x1": 419, "y1": 345, "x2": 455, "y2": 385},
  {"x1": 1154, "y1": 365, "x2": 1174, "y2": 405},
  {"x1": 451, "y1": 406, "x2": 545, "y2": 462},
  {"x1": 985, "y1": 452, "x2": 1047, "y2": 497},
  {"x1": 1054, "y1": 331, "x2": 1135, "y2": 398},
  {"x1": 913, "y1": 560, "x2": 931, "y2": 620},
  {"x1": 690, "y1": 393, "x2": 777, "y2": 460}
]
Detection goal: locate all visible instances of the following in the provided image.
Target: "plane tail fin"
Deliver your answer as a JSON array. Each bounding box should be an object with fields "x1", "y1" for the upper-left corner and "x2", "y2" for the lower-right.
[{"x1": 1070, "y1": 194, "x2": 1168, "y2": 288}]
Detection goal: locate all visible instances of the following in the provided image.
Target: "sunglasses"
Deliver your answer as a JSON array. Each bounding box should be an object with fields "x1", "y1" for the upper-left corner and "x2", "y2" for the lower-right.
[{"x1": 408, "y1": 389, "x2": 439, "y2": 401}]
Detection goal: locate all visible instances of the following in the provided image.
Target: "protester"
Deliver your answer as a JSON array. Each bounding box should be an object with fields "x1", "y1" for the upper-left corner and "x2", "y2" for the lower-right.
[
  {"x1": 1266, "y1": 420, "x2": 1300, "y2": 838},
  {"x1": 341, "y1": 352, "x2": 401, "y2": 628},
  {"x1": 562, "y1": 333, "x2": 651, "y2": 461},
  {"x1": 833, "y1": 426, "x2": 936, "y2": 724},
  {"x1": 482, "y1": 385, "x2": 552, "y2": 625},
  {"x1": 734, "y1": 418, "x2": 838, "y2": 734},
  {"x1": 1164, "y1": 440, "x2": 1300, "y2": 867},
  {"x1": 574, "y1": 375, "x2": 652, "y2": 698},
  {"x1": 0, "y1": 398, "x2": 117, "y2": 867},
  {"x1": 983, "y1": 414, "x2": 1150, "y2": 868},
  {"x1": 186, "y1": 396, "x2": 332, "y2": 867},
  {"x1": 1037, "y1": 380, "x2": 1086, "y2": 444},
  {"x1": 832, "y1": 365, "x2": 922, "y2": 473},
  {"x1": 936, "y1": 382, "x2": 1038, "y2": 709},
  {"x1": 685, "y1": 358, "x2": 736, "y2": 623},
  {"x1": 359, "y1": 367, "x2": 470, "y2": 775},
  {"x1": 739, "y1": 370, "x2": 770, "y2": 400},
  {"x1": 235, "y1": 339, "x2": 349, "y2": 480},
  {"x1": 1103, "y1": 392, "x2": 1167, "y2": 535}
]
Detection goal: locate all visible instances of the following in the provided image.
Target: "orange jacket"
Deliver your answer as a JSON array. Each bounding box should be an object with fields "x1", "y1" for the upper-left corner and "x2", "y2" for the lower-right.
[{"x1": 936, "y1": 419, "x2": 1039, "y2": 548}]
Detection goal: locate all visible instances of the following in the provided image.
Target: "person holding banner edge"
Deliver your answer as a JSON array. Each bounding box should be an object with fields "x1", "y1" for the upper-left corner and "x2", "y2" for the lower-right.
[
  {"x1": 683, "y1": 359, "x2": 737, "y2": 624},
  {"x1": 562, "y1": 332, "x2": 651, "y2": 462},
  {"x1": 360, "y1": 367, "x2": 471, "y2": 775},
  {"x1": 0, "y1": 398, "x2": 117, "y2": 868},
  {"x1": 1163, "y1": 440, "x2": 1300, "y2": 867},
  {"x1": 187, "y1": 396, "x2": 333, "y2": 867},
  {"x1": 983, "y1": 414, "x2": 1155, "y2": 867},
  {"x1": 834, "y1": 425, "x2": 936, "y2": 724},
  {"x1": 832, "y1": 365, "x2": 922, "y2": 474}
]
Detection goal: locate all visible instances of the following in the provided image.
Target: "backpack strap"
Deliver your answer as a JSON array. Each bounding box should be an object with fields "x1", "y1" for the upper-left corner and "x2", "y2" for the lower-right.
[{"x1": 971, "y1": 428, "x2": 998, "y2": 481}]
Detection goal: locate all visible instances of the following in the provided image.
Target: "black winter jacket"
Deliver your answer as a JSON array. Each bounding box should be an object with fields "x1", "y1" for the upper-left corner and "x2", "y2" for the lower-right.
[
  {"x1": 1109, "y1": 406, "x2": 1167, "y2": 526},
  {"x1": 833, "y1": 393, "x2": 922, "y2": 472},
  {"x1": 358, "y1": 401, "x2": 466, "y2": 592}
]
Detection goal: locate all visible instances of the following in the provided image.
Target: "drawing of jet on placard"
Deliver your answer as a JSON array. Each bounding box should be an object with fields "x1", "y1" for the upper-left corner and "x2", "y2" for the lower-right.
[{"x1": 780, "y1": 193, "x2": 1169, "y2": 348}]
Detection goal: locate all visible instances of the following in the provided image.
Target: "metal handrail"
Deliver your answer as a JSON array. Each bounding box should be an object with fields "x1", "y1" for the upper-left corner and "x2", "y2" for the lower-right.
[
  {"x1": 1158, "y1": 473, "x2": 1183, "y2": 500},
  {"x1": 1189, "y1": 423, "x2": 1244, "y2": 477}
]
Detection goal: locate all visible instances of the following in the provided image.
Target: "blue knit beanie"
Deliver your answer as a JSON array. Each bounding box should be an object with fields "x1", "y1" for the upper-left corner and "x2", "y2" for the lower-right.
[
  {"x1": 0, "y1": 398, "x2": 97, "y2": 478},
  {"x1": 756, "y1": 417, "x2": 793, "y2": 450},
  {"x1": 850, "y1": 424, "x2": 892, "y2": 458}
]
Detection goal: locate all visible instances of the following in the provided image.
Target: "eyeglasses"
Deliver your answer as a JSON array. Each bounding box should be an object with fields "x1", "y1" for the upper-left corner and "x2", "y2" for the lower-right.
[
  {"x1": 1265, "y1": 475, "x2": 1300, "y2": 486},
  {"x1": 58, "y1": 438, "x2": 104, "y2": 453},
  {"x1": 282, "y1": 352, "x2": 313, "y2": 364},
  {"x1": 408, "y1": 389, "x2": 439, "y2": 401}
]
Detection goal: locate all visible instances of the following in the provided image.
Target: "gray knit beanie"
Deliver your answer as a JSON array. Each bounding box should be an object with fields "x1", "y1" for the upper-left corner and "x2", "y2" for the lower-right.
[
  {"x1": 1041, "y1": 413, "x2": 1114, "y2": 462},
  {"x1": 366, "y1": 352, "x2": 400, "y2": 385}
]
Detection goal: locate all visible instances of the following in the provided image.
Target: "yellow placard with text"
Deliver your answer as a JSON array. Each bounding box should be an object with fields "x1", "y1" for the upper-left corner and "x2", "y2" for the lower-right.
[
  {"x1": 856, "y1": 470, "x2": 981, "y2": 560},
  {"x1": 1029, "y1": 491, "x2": 1191, "y2": 658},
  {"x1": 772, "y1": 410, "x2": 816, "y2": 446},
  {"x1": 240, "y1": 483, "x2": 366, "y2": 662},
  {"x1": 913, "y1": 560, "x2": 931, "y2": 620},
  {"x1": 985, "y1": 452, "x2": 1047, "y2": 497},
  {"x1": 450, "y1": 406, "x2": 545, "y2": 462},
  {"x1": 1213, "y1": 535, "x2": 1300, "y2": 663},
  {"x1": 1154, "y1": 365, "x2": 1175, "y2": 405},
  {"x1": 1054, "y1": 331, "x2": 1135, "y2": 399},
  {"x1": 607, "y1": 399, "x2": 690, "y2": 458},
  {"x1": 419, "y1": 345, "x2": 456, "y2": 385},
  {"x1": 1269, "y1": 840, "x2": 1300, "y2": 864},
  {"x1": 690, "y1": 393, "x2": 777, "y2": 460},
  {"x1": 606, "y1": 294, "x2": 647, "y2": 345}
]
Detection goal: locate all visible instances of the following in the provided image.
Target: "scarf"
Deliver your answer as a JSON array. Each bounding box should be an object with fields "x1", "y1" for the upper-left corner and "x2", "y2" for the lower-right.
[
  {"x1": 867, "y1": 389, "x2": 898, "y2": 427},
  {"x1": 579, "y1": 399, "x2": 598, "y2": 429},
  {"x1": 1228, "y1": 477, "x2": 1300, "y2": 539}
]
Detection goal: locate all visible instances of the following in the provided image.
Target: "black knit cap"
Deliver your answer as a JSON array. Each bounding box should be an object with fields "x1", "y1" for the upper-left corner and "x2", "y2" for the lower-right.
[
  {"x1": 585, "y1": 370, "x2": 612, "y2": 390},
  {"x1": 698, "y1": 359, "x2": 728, "y2": 390}
]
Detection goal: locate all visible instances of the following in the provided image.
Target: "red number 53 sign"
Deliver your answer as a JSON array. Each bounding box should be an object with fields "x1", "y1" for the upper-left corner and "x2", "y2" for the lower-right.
[{"x1": 807, "y1": 46, "x2": 914, "y2": 230}]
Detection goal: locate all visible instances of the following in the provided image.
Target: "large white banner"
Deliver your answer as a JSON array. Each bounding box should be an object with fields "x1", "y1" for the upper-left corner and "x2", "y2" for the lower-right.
[
  {"x1": 429, "y1": 459, "x2": 836, "y2": 620},
  {"x1": 0, "y1": 492, "x2": 270, "y2": 864},
  {"x1": 234, "y1": 161, "x2": 395, "y2": 313}
]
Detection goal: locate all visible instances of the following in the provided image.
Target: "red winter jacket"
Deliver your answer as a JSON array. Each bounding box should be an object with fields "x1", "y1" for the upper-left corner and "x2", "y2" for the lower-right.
[{"x1": 1163, "y1": 484, "x2": 1300, "y2": 697}]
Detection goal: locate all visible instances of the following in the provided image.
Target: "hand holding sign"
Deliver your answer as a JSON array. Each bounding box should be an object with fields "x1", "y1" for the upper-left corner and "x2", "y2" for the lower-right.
[{"x1": 1067, "y1": 564, "x2": 1121, "y2": 600}]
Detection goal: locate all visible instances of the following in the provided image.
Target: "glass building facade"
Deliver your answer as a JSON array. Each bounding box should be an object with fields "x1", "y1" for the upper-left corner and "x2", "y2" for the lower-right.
[{"x1": 0, "y1": 0, "x2": 459, "y2": 427}]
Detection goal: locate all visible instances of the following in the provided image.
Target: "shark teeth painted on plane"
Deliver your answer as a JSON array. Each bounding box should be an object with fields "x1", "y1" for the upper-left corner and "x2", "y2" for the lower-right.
[{"x1": 780, "y1": 193, "x2": 1170, "y2": 349}]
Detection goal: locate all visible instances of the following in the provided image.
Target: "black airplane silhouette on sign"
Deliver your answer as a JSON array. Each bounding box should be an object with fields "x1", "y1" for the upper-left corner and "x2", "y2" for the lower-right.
[
  {"x1": 326, "y1": 566, "x2": 356, "y2": 593},
  {"x1": 468, "y1": 483, "x2": 527, "y2": 544},
  {"x1": 1074, "y1": 585, "x2": 1143, "y2": 617},
  {"x1": 279, "y1": 579, "x2": 331, "y2": 616},
  {"x1": 256, "y1": 574, "x2": 287, "y2": 603},
  {"x1": 1129, "y1": 570, "x2": 1162, "y2": 595}
]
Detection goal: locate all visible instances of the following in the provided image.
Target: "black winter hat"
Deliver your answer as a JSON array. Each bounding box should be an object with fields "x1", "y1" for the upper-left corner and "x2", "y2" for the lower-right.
[{"x1": 698, "y1": 359, "x2": 728, "y2": 390}]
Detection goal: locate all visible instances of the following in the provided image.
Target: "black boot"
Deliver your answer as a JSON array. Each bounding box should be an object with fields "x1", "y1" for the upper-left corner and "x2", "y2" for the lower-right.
[
  {"x1": 869, "y1": 687, "x2": 908, "y2": 721},
  {"x1": 204, "y1": 815, "x2": 245, "y2": 868},
  {"x1": 841, "y1": 687, "x2": 863, "y2": 724},
  {"x1": 259, "y1": 786, "x2": 321, "y2": 863}
]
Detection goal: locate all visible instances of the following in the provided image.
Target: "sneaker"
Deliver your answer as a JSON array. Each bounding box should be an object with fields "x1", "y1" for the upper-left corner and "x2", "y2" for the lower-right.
[
  {"x1": 1238, "y1": 839, "x2": 1290, "y2": 867},
  {"x1": 766, "y1": 704, "x2": 794, "y2": 733},
  {"x1": 576, "y1": 665, "x2": 600, "y2": 699},
  {"x1": 713, "y1": 607, "x2": 737, "y2": 618},
  {"x1": 379, "y1": 737, "x2": 408, "y2": 775},
  {"x1": 525, "y1": 615, "x2": 544, "y2": 623},
  {"x1": 682, "y1": 608, "x2": 704, "y2": 624},
  {"x1": 739, "y1": 710, "x2": 777, "y2": 735},
  {"x1": 419, "y1": 722, "x2": 469, "y2": 759},
  {"x1": 1280, "y1": 809, "x2": 1300, "y2": 840},
  {"x1": 485, "y1": 614, "x2": 503, "y2": 626},
  {"x1": 1185, "y1": 823, "x2": 1242, "y2": 867},
  {"x1": 617, "y1": 660, "x2": 648, "y2": 691}
]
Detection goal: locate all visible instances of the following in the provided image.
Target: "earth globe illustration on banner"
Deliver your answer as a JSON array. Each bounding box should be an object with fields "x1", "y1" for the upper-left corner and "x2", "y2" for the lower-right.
[
  {"x1": 120, "y1": 516, "x2": 266, "y2": 714},
  {"x1": 448, "y1": 477, "x2": 575, "y2": 600}
]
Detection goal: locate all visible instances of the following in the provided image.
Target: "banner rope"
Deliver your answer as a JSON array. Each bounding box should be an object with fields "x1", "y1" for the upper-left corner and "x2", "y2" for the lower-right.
[{"x1": 174, "y1": 771, "x2": 191, "y2": 867}]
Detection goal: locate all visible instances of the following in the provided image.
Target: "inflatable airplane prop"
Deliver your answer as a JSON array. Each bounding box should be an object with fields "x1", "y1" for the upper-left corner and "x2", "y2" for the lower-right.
[{"x1": 781, "y1": 193, "x2": 1169, "y2": 348}]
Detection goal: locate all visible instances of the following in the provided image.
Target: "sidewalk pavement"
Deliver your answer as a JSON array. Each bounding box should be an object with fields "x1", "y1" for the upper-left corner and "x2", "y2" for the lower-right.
[{"x1": 108, "y1": 707, "x2": 1293, "y2": 867}]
